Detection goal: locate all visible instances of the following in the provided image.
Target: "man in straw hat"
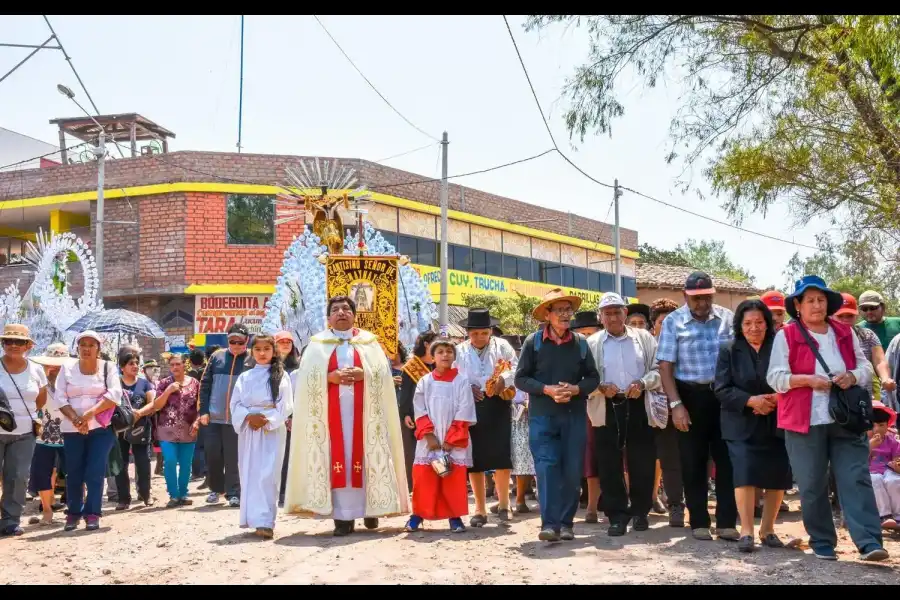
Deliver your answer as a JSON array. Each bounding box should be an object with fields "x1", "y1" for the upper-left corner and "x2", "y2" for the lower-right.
[
  {"x1": 454, "y1": 308, "x2": 518, "y2": 526},
  {"x1": 514, "y1": 289, "x2": 600, "y2": 543}
]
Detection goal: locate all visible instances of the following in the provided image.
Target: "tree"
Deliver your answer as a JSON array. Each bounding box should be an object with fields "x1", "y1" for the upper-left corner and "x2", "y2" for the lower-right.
[
  {"x1": 639, "y1": 239, "x2": 755, "y2": 284},
  {"x1": 462, "y1": 292, "x2": 541, "y2": 336},
  {"x1": 525, "y1": 16, "x2": 900, "y2": 265}
]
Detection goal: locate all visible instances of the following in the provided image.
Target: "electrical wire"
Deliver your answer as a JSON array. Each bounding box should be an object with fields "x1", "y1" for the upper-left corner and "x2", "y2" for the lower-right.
[
  {"x1": 312, "y1": 15, "x2": 440, "y2": 143},
  {"x1": 0, "y1": 141, "x2": 90, "y2": 171},
  {"x1": 373, "y1": 142, "x2": 438, "y2": 164}
]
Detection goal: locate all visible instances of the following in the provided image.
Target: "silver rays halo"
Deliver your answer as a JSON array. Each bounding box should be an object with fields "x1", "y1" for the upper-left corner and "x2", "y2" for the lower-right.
[{"x1": 274, "y1": 158, "x2": 374, "y2": 226}]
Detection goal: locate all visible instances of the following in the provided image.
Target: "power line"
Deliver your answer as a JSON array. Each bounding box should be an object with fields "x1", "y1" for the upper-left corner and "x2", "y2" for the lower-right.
[
  {"x1": 374, "y1": 142, "x2": 438, "y2": 164},
  {"x1": 0, "y1": 141, "x2": 90, "y2": 171},
  {"x1": 620, "y1": 185, "x2": 819, "y2": 250},
  {"x1": 312, "y1": 15, "x2": 440, "y2": 143},
  {"x1": 500, "y1": 14, "x2": 818, "y2": 251}
]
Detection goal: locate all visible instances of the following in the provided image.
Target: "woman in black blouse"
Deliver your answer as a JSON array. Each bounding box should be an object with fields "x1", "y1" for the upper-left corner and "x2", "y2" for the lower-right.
[
  {"x1": 397, "y1": 332, "x2": 437, "y2": 493},
  {"x1": 714, "y1": 298, "x2": 792, "y2": 553}
]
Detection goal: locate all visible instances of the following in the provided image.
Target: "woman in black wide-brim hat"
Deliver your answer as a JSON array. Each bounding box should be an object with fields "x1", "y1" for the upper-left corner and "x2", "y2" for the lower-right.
[{"x1": 456, "y1": 308, "x2": 518, "y2": 526}]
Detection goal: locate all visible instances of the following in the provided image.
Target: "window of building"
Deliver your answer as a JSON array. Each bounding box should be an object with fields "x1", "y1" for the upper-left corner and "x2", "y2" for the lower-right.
[
  {"x1": 536, "y1": 261, "x2": 561, "y2": 285},
  {"x1": 573, "y1": 267, "x2": 588, "y2": 290},
  {"x1": 378, "y1": 231, "x2": 398, "y2": 250},
  {"x1": 418, "y1": 238, "x2": 438, "y2": 267},
  {"x1": 622, "y1": 276, "x2": 637, "y2": 298},
  {"x1": 560, "y1": 265, "x2": 575, "y2": 287},
  {"x1": 517, "y1": 257, "x2": 533, "y2": 281},
  {"x1": 484, "y1": 250, "x2": 502, "y2": 277},
  {"x1": 451, "y1": 245, "x2": 471, "y2": 271},
  {"x1": 502, "y1": 254, "x2": 518, "y2": 279},
  {"x1": 226, "y1": 194, "x2": 275, "y2": 245}
]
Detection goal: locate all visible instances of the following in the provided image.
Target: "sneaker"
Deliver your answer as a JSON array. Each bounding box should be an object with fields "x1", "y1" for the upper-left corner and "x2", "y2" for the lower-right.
[
  {"x1": 178, "y1": 498, "x2": 194, "y2": 506},
  {"x1": 859, "y1": 545, "x2": 889, "y2": 562},
  {"x1": 405, "y1": 515, "x2": 423, "y2": 532},
  {"x1": 206, "y1": 492, "x2": 220, "y2": 504},
  {"x1": 560, "y1": 527, "x2": 575, "y2": 541},
  {"x1": 669, "y1": 505, "x2": 685, "y2": 528},
  {"x1": 115, "y1": 502, "x2": 130, "y2": 511},
  {"x1": 227, "y1": 496, "x2": 240, "y2": 508},
  {"x1": 538, "y1": 528, "x2": 560, "y2": 542},
  {"x1": 0, "y1": 525, "x2": 23, "y2": 537},
  {"x1": 608, "y1": 521, "x2": 628, "y2": 537},
  {"x1": 738, "y1": 535, "x2": 755, "y2": 553},
  {"x1": 166, "y1": 498, "x2": 181, "y2": 508},
  {"x1": 813, "y1": 545, "x2": 838, "y2": 561},
  {"x1": 64, "y1": 515, "x2": 79, "y2": 532},
  {"x1": 633, "y1": 515, "x2": 650, "y2": 532},
  {"x1": 84, "y1": 516, "x2": 100, "y2": 531},
  {"x1": 449, "y1": 518, "x2": 466, "y2": 533}
]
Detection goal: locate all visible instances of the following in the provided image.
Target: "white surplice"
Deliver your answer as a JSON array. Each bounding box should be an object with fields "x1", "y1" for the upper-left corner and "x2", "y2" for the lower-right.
[
  {"x1": 331, "y1": 329, "x2": 367, "y2": 521},
  {"x1": 230, "y1": 364, "x2": 293, "y2": 529},
  {"x1": 454, "y1": 336, "x2": 517, "y2": 393},
  {"x1": 412, "y1": 371, "x2": 477, "y2": 467}
]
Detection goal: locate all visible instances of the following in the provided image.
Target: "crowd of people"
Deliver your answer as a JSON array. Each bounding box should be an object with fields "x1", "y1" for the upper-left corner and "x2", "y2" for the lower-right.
[{"x1": 0, "y1": 275, "x2": 899, "y2": 565}]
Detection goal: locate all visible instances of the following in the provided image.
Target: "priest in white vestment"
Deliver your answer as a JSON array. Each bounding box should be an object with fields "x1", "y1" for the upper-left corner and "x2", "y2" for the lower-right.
[{"x1": 284, "y1": 295, "x2": 410, "y2": 536}]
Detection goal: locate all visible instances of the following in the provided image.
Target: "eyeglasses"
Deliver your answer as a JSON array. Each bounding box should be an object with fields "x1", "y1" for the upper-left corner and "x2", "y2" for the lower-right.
[
  {"x1": 550, "y1": 307, "x2": 575, "y2": 315},
  {"x1": 860, "y1": 305, "x2": 880, "y2": 312},
  {"x1": 2, "y1": 339, "x2": 27, "y2": 347},
  {"x1": 228, "y1": 338, "x2": 248, "y2": 346}
]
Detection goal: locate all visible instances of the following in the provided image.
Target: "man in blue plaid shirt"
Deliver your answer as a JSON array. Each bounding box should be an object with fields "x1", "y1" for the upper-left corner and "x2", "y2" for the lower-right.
[{"x1": 656, "y1": 271, "x2": 738, "y2": 542}]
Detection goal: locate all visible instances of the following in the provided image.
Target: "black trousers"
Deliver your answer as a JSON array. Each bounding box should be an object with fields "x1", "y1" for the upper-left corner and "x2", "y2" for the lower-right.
[
  {"x1": 401, "y1": 423, "x2": 416, "y2": 493},
  {"x1": 204, "y1": 423, "x2": 240, "y2": 498},
  {"x1": 655, "y1": 416, "x2": 685, "y2": 508},
  {"x1": 280, "y1": 430, "x2": 291, "y2": 502},
  {"x1": 113, "y1": 437, "x2": 152, "y2": 504},
  {"x1": 675, "y1": 381, "x2": 737, "y2": 530},
  {"x1": 593, "y1": 395, "x2": 657, "y2": 524}
]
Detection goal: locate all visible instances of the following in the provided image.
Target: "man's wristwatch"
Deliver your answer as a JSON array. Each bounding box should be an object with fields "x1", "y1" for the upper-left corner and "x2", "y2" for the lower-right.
[{"x1": 668, "y1": 400, "x2": 683, "y2": 409}]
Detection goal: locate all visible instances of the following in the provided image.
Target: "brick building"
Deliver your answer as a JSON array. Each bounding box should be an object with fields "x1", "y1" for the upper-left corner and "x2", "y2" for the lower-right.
[{"x1": 0, "y1": 150, "x2": 639, "y2": 352}]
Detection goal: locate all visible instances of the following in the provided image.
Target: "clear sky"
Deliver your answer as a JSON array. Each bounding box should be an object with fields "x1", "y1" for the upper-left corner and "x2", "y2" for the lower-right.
[{"x1": 0, "y1": 15, "x2": 830, "y2": 289}]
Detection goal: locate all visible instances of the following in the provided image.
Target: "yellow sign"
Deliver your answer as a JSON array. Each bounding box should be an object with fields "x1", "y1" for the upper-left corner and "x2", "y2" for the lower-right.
[
  {"x1": 410, "y1": 264, "x2": 629, "y2": 306},
  {"x1": 327, "y1": 256, "x2": 400, "y2": 357}
]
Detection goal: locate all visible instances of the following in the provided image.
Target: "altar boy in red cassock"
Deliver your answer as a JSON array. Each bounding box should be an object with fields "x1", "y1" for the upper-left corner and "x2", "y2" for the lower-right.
[{"x1": 406, "y1": 339, "x2": 477, "y2": 533}]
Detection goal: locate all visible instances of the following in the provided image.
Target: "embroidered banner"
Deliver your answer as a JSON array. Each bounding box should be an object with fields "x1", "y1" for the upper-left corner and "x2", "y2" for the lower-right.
[{"x1": 326, "y1": 255, "x2": 399, "y2": 358}]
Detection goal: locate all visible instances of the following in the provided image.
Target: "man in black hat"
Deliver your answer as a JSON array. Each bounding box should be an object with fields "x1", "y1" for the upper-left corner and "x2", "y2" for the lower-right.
[
  {"x1": 656, "y1": 271, "x2": 738, "y2": 541},
  {"x1": 455, "y1": 308, "x2": 518, "y2": 526},
  {"x1": 198, "y1": 323, "x2": 250, "y2": 507}
]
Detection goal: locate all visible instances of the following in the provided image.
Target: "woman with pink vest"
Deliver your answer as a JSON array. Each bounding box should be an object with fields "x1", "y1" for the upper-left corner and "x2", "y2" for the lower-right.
[{"x1": 767, "y1": 276, "x2": 887, "y2": 562}]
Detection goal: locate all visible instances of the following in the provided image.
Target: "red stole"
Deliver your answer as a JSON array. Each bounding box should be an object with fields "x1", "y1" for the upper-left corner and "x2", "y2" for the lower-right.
[{"x1": 327, "y1": 346, "x2": 365, "y2": 489}]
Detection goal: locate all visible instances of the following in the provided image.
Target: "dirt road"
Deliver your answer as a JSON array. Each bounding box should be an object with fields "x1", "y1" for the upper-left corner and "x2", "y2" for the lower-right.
[{"x1": 4, "y1": 475, "x2": 900, "y2": 585}]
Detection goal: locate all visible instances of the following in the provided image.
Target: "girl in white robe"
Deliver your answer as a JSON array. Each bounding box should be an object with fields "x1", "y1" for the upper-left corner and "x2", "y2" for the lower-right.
[{"x1": 230, "y1": 334, "x2": 293, "y2": 539}]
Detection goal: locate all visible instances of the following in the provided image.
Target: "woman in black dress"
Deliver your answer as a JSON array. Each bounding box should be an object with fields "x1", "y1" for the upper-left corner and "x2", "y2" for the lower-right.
[
  {"x1": 714, "y1": 298, "x2": 792, "y2": 552},
  {"x1": 398, "y1": 332, "x2": 438, "y2": 493}
]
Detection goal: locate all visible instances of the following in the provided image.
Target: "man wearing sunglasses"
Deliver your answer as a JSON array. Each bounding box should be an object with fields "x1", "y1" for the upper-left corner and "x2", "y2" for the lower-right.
[
  {"x1": 858, "y1": 291, "x2": 900, "y2": 350},
  {"x1": 198, "y1": 323, "x2": 250, "y2": 507}
]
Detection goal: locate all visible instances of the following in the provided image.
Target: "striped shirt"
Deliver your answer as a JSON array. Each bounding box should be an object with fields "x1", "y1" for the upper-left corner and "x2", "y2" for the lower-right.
[{"x1": 656, "y1": 303, "x2": 734, "y2": 383}]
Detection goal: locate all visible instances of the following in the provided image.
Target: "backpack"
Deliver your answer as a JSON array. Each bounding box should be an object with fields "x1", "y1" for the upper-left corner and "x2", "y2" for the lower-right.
[{"x1": 532, "y1": 328, "x2": 589, "y2": 361}]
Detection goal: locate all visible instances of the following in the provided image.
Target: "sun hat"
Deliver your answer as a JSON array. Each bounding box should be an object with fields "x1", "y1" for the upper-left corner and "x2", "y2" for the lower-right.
[
  {"x1": 0, "y1": 323, "x2": 34, "y2": 344},
  {"x1": 785, "y1": 275, "x2": 843, "y2": 320},
  {"x1": 835, "y1": 293, "x2": 859, "y2": 318},
  {"x1": 532, "y1": 288, "x2": 583, "y2": 321},
  {"x1": 31, "y1": 342, "x2": 71, "y2": 366},
  {"x1": 74, "y1": 330, "x2": 103, "y2": 346}
]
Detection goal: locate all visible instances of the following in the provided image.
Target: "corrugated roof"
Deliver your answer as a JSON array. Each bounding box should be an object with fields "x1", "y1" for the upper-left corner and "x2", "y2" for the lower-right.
[{"x1": 636, "y1": 263, "x2": 762, "y2": 294}]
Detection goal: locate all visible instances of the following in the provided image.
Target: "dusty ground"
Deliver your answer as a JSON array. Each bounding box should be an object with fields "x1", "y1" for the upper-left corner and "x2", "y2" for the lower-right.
[{"x1": 4, "y1": 471, "x2": 900, "y2": 585}]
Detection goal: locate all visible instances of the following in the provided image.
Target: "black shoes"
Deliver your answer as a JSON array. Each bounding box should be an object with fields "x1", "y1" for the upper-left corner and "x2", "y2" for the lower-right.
[
  {"x1": 632, "y1": 515, "x2": 649, "y2": 531},
  {"x1": 333, "y1": 520, "x2": 355, "y2": 536},
  {"x1": 363, "y1": 518, "x2": 379, "y2": 530}
]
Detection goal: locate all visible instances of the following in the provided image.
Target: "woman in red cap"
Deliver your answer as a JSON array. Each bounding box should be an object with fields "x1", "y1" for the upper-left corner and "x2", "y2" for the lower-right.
[
  {"x1": 833, "y1": 293, "x2": 895, "y2": 400},
  {"x1": 760, "y1": 290, "x2": 788, "y2": 330}
]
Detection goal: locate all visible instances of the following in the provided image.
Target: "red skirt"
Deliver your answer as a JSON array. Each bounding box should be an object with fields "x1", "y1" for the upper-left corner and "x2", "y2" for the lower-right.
[{"x1": 412, "y1": 463, "x2": 469, "y2": 520}]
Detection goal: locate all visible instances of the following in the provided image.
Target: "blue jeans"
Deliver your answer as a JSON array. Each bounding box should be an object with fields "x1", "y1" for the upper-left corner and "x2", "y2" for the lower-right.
[
  {"x1": 529, "y1": 411, "x2": 587, "y2": 531},
  {"x1": 161, "y1": 441, "x2": 196, "y2": 500},
  {"x1": 785, "y1": 423, "x2": 883, "y2": 552},
  {"x1": 63, "y1": 427, "x2": 116, "y2": 518}
]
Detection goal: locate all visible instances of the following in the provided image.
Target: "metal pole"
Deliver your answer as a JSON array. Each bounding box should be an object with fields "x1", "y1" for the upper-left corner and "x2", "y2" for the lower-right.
[
  {"x1": 613, "y1": 178, "x2": 622, "y2": 296},
  {"x1": 439, "y1": 131, "x2": 449, "y2": 334},
  {"x1": 237, "y1": 15, "x2": 245, "y2": 152},
  {"x1": 96, "y1": 131, "x2": 106, "y2": 303}
]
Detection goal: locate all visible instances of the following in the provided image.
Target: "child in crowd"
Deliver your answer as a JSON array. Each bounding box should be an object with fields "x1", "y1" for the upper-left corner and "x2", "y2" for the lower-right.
[
  {"x1": 230, "y1": 334, "x2": 294, "y2": 539},
  {"x1": 869, "y1": 401, "x2": 900, "y2": 529},
  {"x1": 407, "y1": 339, "x2": 477, "y2": 533}
]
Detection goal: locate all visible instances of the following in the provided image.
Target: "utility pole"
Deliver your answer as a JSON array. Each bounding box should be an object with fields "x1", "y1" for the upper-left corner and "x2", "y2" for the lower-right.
[
  {"x1": 95, "y1": 130, "x2": 107, "y2": 300},
  {"x1": 439, "y1": 131, "x2": 449, "y2": 335},
  {"x1": 613, "y1": 178, "x2": 623, "y2": 296},
  {"x1": 237, "y1": 15, "x2": 245, "y2": 153}
]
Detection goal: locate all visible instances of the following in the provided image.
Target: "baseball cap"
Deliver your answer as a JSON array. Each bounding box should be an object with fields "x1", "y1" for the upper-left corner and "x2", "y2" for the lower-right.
[
  {"x1": 760, "y1": 290, "x2": 786, "y2": 312},
  {"x1": 684, "y1": 271, "x2": 716, "y2": 296},
  {"x1": 859, "y1": 290, "x2": 884, "y2": 308},
  {"x1": 227, "y1": 323, "x2": 250, "y2": 339},
  {"x1": 835, "y1": 293, "x2": 859, "y2": 317},
  {"x1": 598, "y1": 292, "x2": 626, "y2": 310}
]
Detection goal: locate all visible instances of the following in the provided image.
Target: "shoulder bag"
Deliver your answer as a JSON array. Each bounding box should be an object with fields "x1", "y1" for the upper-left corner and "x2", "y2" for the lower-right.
[
  {"x1": 107, "y1": 362, "x2": 136, "y2": 434},
  {"x1": 0, "y1": 360, "x2": 40, "y2": 437},
  {"x1": 795, "y1": 322, "x2": 873, "y2": 435}
]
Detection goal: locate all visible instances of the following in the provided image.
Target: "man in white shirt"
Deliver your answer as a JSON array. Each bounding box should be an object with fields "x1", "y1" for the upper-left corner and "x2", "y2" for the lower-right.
[{"x1": 587, "y1": 293, "x2": 663, "y2": 537}]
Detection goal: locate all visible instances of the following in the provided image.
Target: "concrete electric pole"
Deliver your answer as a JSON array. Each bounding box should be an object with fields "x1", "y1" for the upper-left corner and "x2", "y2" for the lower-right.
[
  {"x1": 613, "y1": 178, "x2": 623, "y2": 296},
  {"x1": 439, "y1": 131, "x2": 449, "y2": 335}
]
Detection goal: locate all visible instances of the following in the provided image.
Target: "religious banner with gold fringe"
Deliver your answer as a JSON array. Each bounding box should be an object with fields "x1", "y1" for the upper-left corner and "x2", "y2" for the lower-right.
[{"x1": 326, "y1": 255, "x2": 399, "y2": 358}]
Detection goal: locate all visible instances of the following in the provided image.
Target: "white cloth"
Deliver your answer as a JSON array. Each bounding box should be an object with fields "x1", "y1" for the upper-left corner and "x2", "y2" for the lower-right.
[
  {"x1": 230, "y1": 364, "x2": 293, "y2": 529},
  {"x1": 412, "y1": 371, "x2": 477, "y2": 467},
  {"x1": 50, "y1": 360, "x2": 123, "y2": 433},
  {"x1": 601, "y1": 332, "x2": 646, "y2": 391},
  {"x1": 871, "y1": 470, "x2": 900, "y2": 519},
  {"x1": 0, "y1": 359, "x2": 48, "y2": 436},
  {"x1": 768, "y1": 326, "x2": 871, "y2": 426},
  {"x1": 330, "y1": 329, "x2": 368, "y2": 520},
  {"x1": 454, "y1": 337, "x2": 517, "y2": 393}
]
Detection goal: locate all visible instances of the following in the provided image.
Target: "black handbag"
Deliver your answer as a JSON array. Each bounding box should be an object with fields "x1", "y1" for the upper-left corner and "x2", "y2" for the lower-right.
[
  {"x1": 105, "y1": 362, "x2": 135, "y2": 434},
  {"x1": 0, "y1": 387, "x2": 15, "y2": 433},
  {"x1": 796, "y1": 322, "x2": 873, "y2": 435}
]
